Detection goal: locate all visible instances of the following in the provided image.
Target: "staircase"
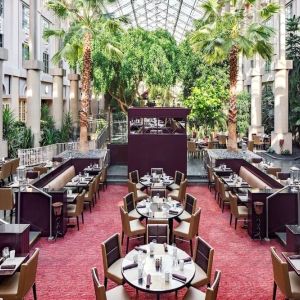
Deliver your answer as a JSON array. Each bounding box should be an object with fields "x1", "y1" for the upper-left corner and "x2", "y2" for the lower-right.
[{"x1": 107, "y1": 165, "x2": 128, "y2": 184}]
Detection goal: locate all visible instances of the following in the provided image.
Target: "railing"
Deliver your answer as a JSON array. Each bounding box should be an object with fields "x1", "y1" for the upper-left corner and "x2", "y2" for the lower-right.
[{"x1": 96, "y1": 125, "x2": 109, "y2": 149}]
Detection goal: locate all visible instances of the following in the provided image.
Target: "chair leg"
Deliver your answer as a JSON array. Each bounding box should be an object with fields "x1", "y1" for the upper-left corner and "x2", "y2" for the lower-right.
[
  {"x1": 230, "y1": 213, "x2": 232, "y2": 226},
  {"x1": 235, "y1": 217, "x2": 238, "y2": 230},
  {"x1": 273, "y1": 282, "x2": 277, "y2": 300},
  {"x1": 126, "y1": 236, "x2": 130, "y2": 253},
  {"x1": 32, "y1": 283, "x2": 37, "y2": 300},
  {"x1": 81, "y1": 212, "x2": 84, "y2": 224},
  {"x1": 76, "y1": 216, "x2": 79, "y2": 231},
  {"x1": 89, "y1": 202, "x2": 92, "y2": 213},
  {"x1": 10, "y1": 210, "x2": 13, "y2": 224},
  {"x1": 104, "y1": 277, "x2": 108, "y2": 290},
  {"x1": 222, "y1": 201, "x2": 225, "y2": 212},
  {"x1": 189, "y1": 239, "x2": 193, "y2": 256},
  {"x1": 121, "y1": 231, "x2": 124, "y2": 244}
]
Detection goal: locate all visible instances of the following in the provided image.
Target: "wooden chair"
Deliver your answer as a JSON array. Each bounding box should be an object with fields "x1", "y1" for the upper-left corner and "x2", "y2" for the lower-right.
[
  {"x1": 151, "y1": 168, "x2": 164, "y2": 175},
  {"x1": 267, "y1": 167, "x2": 282, "y2": 177},
  {"x1": 94, "y1": 172, "x2": 101, "y2": 200},
  {"x1": 10, "y1": 158, "x2": 20, "y2": 180},
  {"x1": 123, "y1": 192, "x2": 140, "y2": 220},
  {"x1": 218, "y1": 135, "x2": 227, "y2": 149},
  {"x1": 177, "y1": 193, "x2": 197, "y2": 222},
  {"x1": 207, "y1": 165, "x2": 215, "y2": 192},
  {"x1": 191, "y1": 236, "x2": 214, "y2": 288},
  {"x1": 213, "y1": 175, "x2": 220, "y2": 201},
  {"x1": 91, "y1": 267, "x2": 130, "y2": 300},
  {"x1": 0, "y1": 248, "x2": 40, "y2": 300},
  {"x1": 229, "y1": 192, "x2": 248, "y2": 229},
  {"x1": 128, "y1": 170, "x2": 144, "y2": 190},
  {"x1": 127, "y1": 180, "x2": 148, "y2": 203},
  {"x1": 168, "y1": 179, "x2": 187, "y2": 202},
  {"x1": 101, "y1": 233, "x2": 124, "y2": 289},
  {"x1": 99, "y1": 167, "x2": 108, "y2": 191},
  {"x1": 150, "y1": 189, "x2": 166, "y2": 198},
  {"x1": 32, "y1": 166, "x2": 48, "y2": 176},
  {"x1": 0, "y1": 188, "x2": 14, "y2": 223},
  {"x1": 67, "y1": 190, "x2": 85, "y2": 230},
  {"x1": 219, "y1": 179, "x2": 230, "y2": 212},
  {"x1": 146, "y1": 224, "x2": 169, "y2": 244},
  {"x1": 270, "y1": 246, "x2": 300, "y2": 300},
  {"x1": 120, "y1": 206, "x2": 146, "y2": 253},
  {"x1": 187, "y1": 141, "x2": 200, "y2": 158},
  {"x1": 248, "y1": 140, "x2": 254, "y2": 152},
  {"x1": 184, "y1": 270, "x2": 221, "y2": 300},
  {"x1": 84, "y1": 180, "x2": 95, "y2": 213},
  {"x1": 253, "y1": 135, "x2": 264, "y2": 149},
  {"x1": 173, "y1": 208, "x2": 201, "y2": 255},
  {"x1": 0, "y1": 162, "x2": 11, "y2": 185},
  {"x1": 168, "y1": 170, "x2": 184, "y2": 191}
]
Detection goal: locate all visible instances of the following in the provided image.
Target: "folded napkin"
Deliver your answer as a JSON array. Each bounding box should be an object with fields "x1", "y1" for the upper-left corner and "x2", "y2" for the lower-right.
[
  {"x1": 176, "y1": 203, "x2": 181, "y2": 207},
  {"x1": 164, "y1": 243, "x2": 168, "y2": 252},
  {"x1": 146, "y1": 274, "x2": 152, "y2": 288},
  {"x1": 1, "y1": 264, "x2": 16, "y2": 270},
  {"x1": 122, "y1": 263, "x2": 138, "y2": 271},
  {"x1": 169, "y1": 209, "x2": 178, "y2": 215},
  {"x1": 134, "y1": 246, "x2": 147, "y2": 253},
  {"x1": 136, "y1": 204, "x2": 146, "y2": 209},
  {"x1": 182, "y1": 257, "x2": 192, "y2": 263},
  {"x1": 140, "y1": 179, "x2": 147, "y2": 182},
  {"x1": 290, "y1": 255, "x2": 300, "y2": 259},
  {"x1": 172, "y1": 273, "x2": 187, "y2": 282}
]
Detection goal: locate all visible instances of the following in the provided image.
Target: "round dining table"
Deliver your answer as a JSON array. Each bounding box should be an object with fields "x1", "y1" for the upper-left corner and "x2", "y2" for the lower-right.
[
  {"x1": 136, "y1": 197, "x2": 184, "y2": 243},
  {"x1": 139, "y1": 174, "x2": 174, "y2": 189},
  {"x1": 122, "y1": 243, "x2": 195, "y2": 300}
]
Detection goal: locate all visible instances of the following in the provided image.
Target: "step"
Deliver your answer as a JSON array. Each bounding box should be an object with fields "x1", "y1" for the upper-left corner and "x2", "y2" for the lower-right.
[
  {"x1": 29, "y1": 231, "x2": 41, "y2": 248},
  {"x1": 275, "y1": 231, "x2": 287, "y2": 246}
]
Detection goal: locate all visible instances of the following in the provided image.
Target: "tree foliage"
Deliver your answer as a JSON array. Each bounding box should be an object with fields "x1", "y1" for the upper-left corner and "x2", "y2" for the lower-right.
[
  {"x1": 237, "y1": 91, "x2": 251, "y2": 137},
  {"x1": 261, "y1": 84, "x2": 274, "y2": 134}
]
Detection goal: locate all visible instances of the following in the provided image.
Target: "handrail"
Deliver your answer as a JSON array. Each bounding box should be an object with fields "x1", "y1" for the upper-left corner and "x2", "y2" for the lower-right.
[
  {"x1": 27, "y1": 184, "x2": 54, "y2": 241},
  {"x1": 0, "y1": 218, "x2": 9, "y2": 225},
  {"x1": 265, "y1": 185, "x2": 300, "y2": 241}
]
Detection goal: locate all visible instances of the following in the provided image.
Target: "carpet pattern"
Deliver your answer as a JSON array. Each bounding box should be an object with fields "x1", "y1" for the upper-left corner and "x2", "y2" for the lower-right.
[{"x1": 24, "y1": 185, "x2": 284, "y2": 300}]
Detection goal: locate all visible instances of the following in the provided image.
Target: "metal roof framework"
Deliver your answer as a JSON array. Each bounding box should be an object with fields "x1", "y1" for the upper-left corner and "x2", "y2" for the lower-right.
[{"x1": 103, "y1": 0, "x2": 204, "y2": 41}]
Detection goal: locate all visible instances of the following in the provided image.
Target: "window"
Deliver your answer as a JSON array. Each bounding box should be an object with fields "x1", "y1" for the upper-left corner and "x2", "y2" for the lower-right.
[
  {"x1": 286, "y1": 2, "x2": 293, "y2": 19},
  {"x1": 19, "y1": 99, "x2": 26, "y2": 122},
  {"x1": 0, "y1": 0, "x2": 3, "y2": 17},
  {"x1": 265, "y1": 60, "x2": 271, "y2": 73},
  {"x1": 41, "y1": 17, "x2": 50, "y2": 42},
  {"x1": 22, "y1": 3, "x2": 29, "y2": 33},
  {"x1": 250, "y1": 60, "x2": 254, "y2": 68},
  {"x1": 43, "y1": 52, "x2": 49, "y2": 73},
  {"x1": 0, "y1": 34, "x2": 3, "y2": 47},
  {"x1": 22, "y1": 43, "x2": 29, "y2": 60}
]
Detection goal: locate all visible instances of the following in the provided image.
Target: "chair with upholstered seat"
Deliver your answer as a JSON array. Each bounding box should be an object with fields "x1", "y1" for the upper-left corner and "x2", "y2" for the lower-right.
[
  {"x1": 168, "y1": 171, "x2": 184, "y2": 191},
  {"x1": 0, "y1": 162, "x2": 11, "y2": 185},
  {"x1": 123, "y1": 192, "x2": 140, "y2": 220},
  {"x1": 147, "y1": 218, "x2": 168, "y2": 224},
  {"x1": 99, "y1": 167, "x2": 108, "y2": 191},
  {"x1": 151, "y1": 168, "x2": 163, "y2": 175},
  {"x1": 120, "y1": 206, "x2": 146, "y2": 253},
  {"x1": 207, "y1": 166, "x2": 215, "y2": 192},
  {"x1": 0, "y1": 188, "x2": 14, "y2": 223},
  {"x1": 184, "y1": 270, "x2": 221, "y2": 300},
  {"x1": 128, "y1": 170, "x2": 144, "y2": 190},
  {"x1": 91, "y1": 267, "x2": 130, "y2": 300},
  {"x1": 253, "y1": 135, "x2": 264, "y2": 149},
  {"x1": 187, "y1": 141, "x2": 201, "y2": 158},
  {"x1": 146, "y1": 224, "x2": 169, "y2": 244},
  {"x1": 67, "y1": 190, "x2": 85, "y2": 230},
  {"x1": 101, "y1": 233, "x2": 124, "y2": 289},
  {"x1": 229, "y1": 192, "x2": 248, "y2": 229},
  {"x1": 248, "y1": 140, "x2": 254, "y2": 152},
  {"x1": 191, "y1": 236, "x2": 214, "y2": 288},
  {"x1": 270, "y1": 246, "x2": 300, "y2": 300},
  {"x1": 32, "y1": 166, "x2": 48, "y2": 176},
  {"x1": 94, "y1": 172, "x2": 101, "y2": 200},
  {"x1": 10, "y1": 158, "x2": 20, "y2": 181},
  {"x1": 219, "y1": 179, "x2": 230, "y2": 212},
  {"x1": 168, "y1": 179, "x2": 187, "y2": 202},
  {"x1": 84, "y1": 180, "x2": 96, "y2": 212},
  {"x1": 213, "y1": 175, "x2": 220, "y2": 201},
  {"x1": 178, "y1": 193, "x2": 197, "y2": 222},
  {"x1": 0, "y1": 248, "x2": 40, "y2": 300},
  {"x1": 127, "y1": 180, "x2": 148, "y2": 203},
  {"x1": 150, "y1": 189, "x2": 166, "y2": 198},
  {"x1": 173, "y1": 208, "x2": 201, "y2": 255},
  {"x1": 218, "y1": 135, "x2": 227, "y2": 149}
]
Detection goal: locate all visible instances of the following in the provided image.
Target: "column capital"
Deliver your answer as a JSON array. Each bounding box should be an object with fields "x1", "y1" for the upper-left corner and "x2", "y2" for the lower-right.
[
  {"x1": 274, "y1": 59, "x2": 293, "y2": 70},
  {"x1": 23, "y1": 60, "x2": 43, "y2": 71},
  {"x1": 250, "y1": 67, "x2": 263, "y2": 77},
  {"x1": 50, "y1": 68, "x2": 65, "y2": 77},
  {"x1": 68, "y1": 73, "x2": 80, "y2": 81},
  {"x1": 0, "y1": 48, "x2": 8, "y2": 61}
]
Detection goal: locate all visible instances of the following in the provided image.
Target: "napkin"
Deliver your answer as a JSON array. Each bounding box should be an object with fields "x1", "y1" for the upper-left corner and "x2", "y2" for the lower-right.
[
  {"x1": 169, "y1": 209, "x2": 178, "y2": 215},
  {"x1": 134, "y1": 246, "x2": 147, "y2": 253},
  {"x1": 136, "y1": 204, "x2": 146, "y2": 209},
  {"x1": 183, "y1": 257, "x2": 192, "y2": 263},
  {"x1": 122, "y1": 263, "x2": 138, "y2": 271},
  {"x1": 1, "y1": 264, "x2": 16, "y2": 269},
  {"x1": 172, "y1": 273, "x2": 187, "y2": 282}
]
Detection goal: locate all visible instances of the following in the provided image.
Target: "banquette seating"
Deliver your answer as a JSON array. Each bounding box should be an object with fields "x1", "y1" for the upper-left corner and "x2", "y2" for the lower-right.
[
  {"x1": 44, "y1": 166, "x2": 75, "y2": 191},
  {"x1": 239, "y1": 166, "x2": 270, "y2": 189}
]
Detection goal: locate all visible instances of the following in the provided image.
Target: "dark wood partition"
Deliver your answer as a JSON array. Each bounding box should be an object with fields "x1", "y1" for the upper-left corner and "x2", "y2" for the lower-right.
[{"x1": 128, "y1": 107, "x2": 190, "y2": 176}]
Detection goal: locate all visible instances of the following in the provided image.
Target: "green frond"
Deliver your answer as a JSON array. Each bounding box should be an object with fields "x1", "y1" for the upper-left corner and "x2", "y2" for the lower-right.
[
  {"x1": 43, "y1": 28, "x2": 65, "y2": 40},
  {"x1": 253, "y1": 40, "x2": 273, "y2": 61},
  {"x1": 46, "y1": 0, "x2": 69, "y2": 18},
  {"x1": 201, "y1": 0, "x2": 220, "y2": 22},
  {"x1": 104, "y1": 43, "x2": 123, "y2": 61},
  {"x1": 260, "y1": 3, "x2": 280, "y2": 21}
]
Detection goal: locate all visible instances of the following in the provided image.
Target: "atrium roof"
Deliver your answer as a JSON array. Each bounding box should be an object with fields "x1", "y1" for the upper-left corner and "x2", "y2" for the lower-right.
[{"x1": 104, "y1": 0, "x2": 203, "y2": 41}]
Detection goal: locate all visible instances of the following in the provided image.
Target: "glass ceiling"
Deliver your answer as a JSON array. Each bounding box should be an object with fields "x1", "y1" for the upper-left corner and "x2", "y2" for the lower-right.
[{"x1": 104, "y1": 0, "x2": 204, "y2": 41}]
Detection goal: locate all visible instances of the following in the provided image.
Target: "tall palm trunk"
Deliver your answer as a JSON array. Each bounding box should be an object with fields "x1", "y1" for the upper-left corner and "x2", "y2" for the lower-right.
[
  {"x1": 227, "y1": 46, "x2": 238, "y2": 151},
  {"x1": 80, "y1": 31, "x2": 92, "y2": 151}
]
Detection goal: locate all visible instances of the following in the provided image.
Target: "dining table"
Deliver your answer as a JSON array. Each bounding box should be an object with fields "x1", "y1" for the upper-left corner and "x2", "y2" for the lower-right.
[
  {"x1": 139, "y1": 174, "x2": 174, "y2": 189},
  {"x1": 0, "y1": 256, "x2": 28, "y2": 280},
  {"x1": 122, "y1": 243, "x2": 195, "y2": 300},
  {"x1": 136, "y1": 197, "x2": 183, "y2": 244},
  {"x1": 221, "y1": 176, "x2": 251, "y2": 189},
  {"x1": 65, "y1": 174, "x2": 94, "y2": 191},
  {"x1": 282, "y1": 252, "x2": 300, "y2": 276}
]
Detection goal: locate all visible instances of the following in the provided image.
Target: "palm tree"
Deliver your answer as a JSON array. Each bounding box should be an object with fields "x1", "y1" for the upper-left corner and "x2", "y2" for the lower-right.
[
  {"x1": 45, "y1": 0, "x2": 122, "y2": 150},
  {"x1": 191, "y1": 0, "x2": 279, "y2": 150}
]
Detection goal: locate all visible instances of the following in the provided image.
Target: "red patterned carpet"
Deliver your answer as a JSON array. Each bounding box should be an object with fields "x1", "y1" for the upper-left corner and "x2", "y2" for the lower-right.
[{"x1": 25, "y1": 185, "x2": 284, "y2": 300}]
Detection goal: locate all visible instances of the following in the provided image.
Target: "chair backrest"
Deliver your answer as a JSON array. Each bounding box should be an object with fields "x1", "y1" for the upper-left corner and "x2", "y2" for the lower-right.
[
  {"x1": 193, "y1": 236, "x2": 214, "y2": 285},
  {"x1": 189, "y1": 208, "x2": 201, "y2": 237},
  {"x1": 123, "y1": 192, "x2": 135, "y2": 213},
  {"x1": 33, "y1": 166, "x2": 48, "y2": 175},
  {"x1": 228, "y1": 191, "x2": 239, "y2": 217},
  {"x1": 178, "y1": 179, "x2": 188, "y2": 202},
  {"x1": 174, "y1": 170, "x2": 184, "y2": 185},
  {"x1": 184, "y1": 193, "x2": 197, "y2": 215},
  {"x1": 151, "y1": 168, "x2": 163, "y2": 175},
  {"x1": 219, "y1": 179, "x2": 226, "y2": 200},
  {"x1": 101, "y1": 233, "x2": 122, "y2": 275},
  {"x1": 146, "y1": 224, "x2": 169, "y2": 244},
  {"x1": 187, "y1": 141, "x2": 196, "y2": 152},
  {"x1": 270, "y1": 247, "x2": 291, "y2": 297},
  {"x1": 95, "y1": 172, "x2": 101, "y2": 191},
  {"x1": 75, "y1": 190, "x2": 86, "y2": 216},
  {"x1": 0, "y1": 188, "x2": 14, "y2": 210},
  {"x1": 120, "y1": 206, "x2": 130, "y2": 235},
  {"x1": 207, "y1": 141, "x2": 214, "y2": 149},
  {"x1": 251, "y1": 157, "x2": 263, "y2": 164},
  {"x1": 127, "y1": 180, "x2": 137, "y2": 200},
  {"x1": 253, "y1": 135, "x2": 261, "y2": 144},
  {"x1": 150, "y1": 189, "x2": 166, "y2": 198},
  {"x1": 0, "y1": 162, "x2": 11, "y2": 179},
  {"x1": 147, "y1": 218, "x2": 168, "y2": 224},
  {"x1": 205, "y1": 270, "x2": 222, "y2": 300},
  {"x1": 277, "y1": 172, "x2": 290, "y2": 180},
  {"x1": 86, "y1": 181, "x2": 94, "y2": 200},
  {"x1": 214, "y1": 176, "x2": 220, "y2": 193},
  {"x1": 11, "y1": 158, "x2": 20, "y2": 174},
  {"x1": 91, "y1": 267, "x2": 107, "y2": 300},
  {"x1": 248, "y1": 141, "x2": 254, "y2": 152},
  {"x1": 207, "y1": 165, "x2": 214, "y2": 182},
  {"x1": 18, "y1": 248, "x2": 40, "y2": 298},
  {"x1": 129, "y1": 170, "x2": 139, "y2": 184},
  {"x1": 100, "y1": 167, "x2": 107, "y2": 182},
  {"x1": 267, "y1": 167, "x2": 282, "y2": 177},
  {"x1": 218, "y1": 135, "x2": 227, "y2": 145}
]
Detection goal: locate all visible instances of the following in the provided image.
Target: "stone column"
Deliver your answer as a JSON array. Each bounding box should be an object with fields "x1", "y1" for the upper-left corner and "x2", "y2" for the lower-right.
[
  {"x1": 51, "y1": 68, "x2": 64, "y2": 129},
  {"x1": 68, "y1": 73, "x2": 80, "y2": 129},
  {"x1": 24, "y1": 0, "x2": 42, "y2": 147},
  {"x1": 11, "y1": 76, "x2": 20, "y2": 119},
  {"x1": 0, "y1": 48, "x2": 8, "y2": 157},
  {"x1": 271, "y1": 0, "x2": 293, "y2": 154}
]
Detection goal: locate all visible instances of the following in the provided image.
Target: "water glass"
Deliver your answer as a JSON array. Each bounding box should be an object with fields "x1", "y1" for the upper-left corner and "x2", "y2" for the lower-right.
[
  {"x1": 179, "y1": 259, "x2": 184, "y2": 271},
  {"x1": 172, "y1": 243, "x2": 177, "y2": 258}
]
